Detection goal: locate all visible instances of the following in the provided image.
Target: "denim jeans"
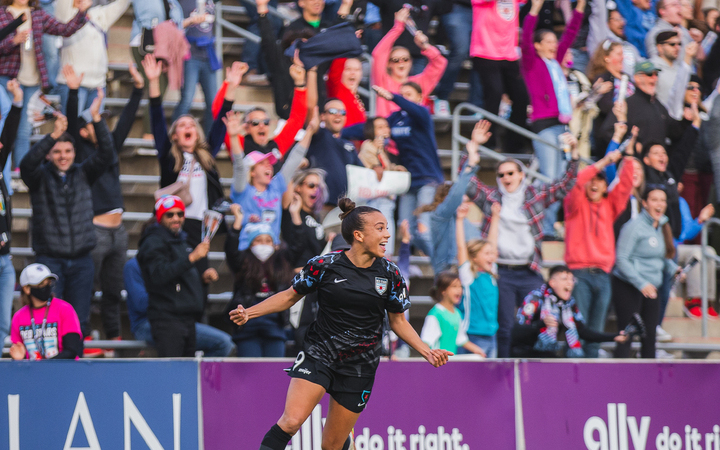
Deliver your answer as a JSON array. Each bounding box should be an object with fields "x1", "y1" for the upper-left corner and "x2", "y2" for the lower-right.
[
  {"x1": 172, "y1": 57, "x2": 218, "y2": 133},
  {"x1": 533, "y1": 124, "x2": 568, "y2": 235},
  {"x1": 571, "y1": 269, "x2": 611, "y2": 358},
  {"x1": 36, "y1": 254, "x2": 94, "y2": 338},
  {"x1": 569, "y1": 48, "x2": 590, "y2": 74},
  {"x1": 240, "y1": 0, "x2": 281, "y2": 73},
  {"x1": 0, "y1": 254, "x2": 15, "y2": 346},
  {"x1": 0, "y1": 76, "x2": 39, "y2": 169},
  {"x1": 435, "y1": 3, "x2": 483, "y2": 105},
  {"x1": 133, "y1": 319, "x2": 235, "y2": 357},
  {"x1": 497, "y1": 266, "x2": 544, "y2": 357},
  {"x1": 658, "y1": 260, "x2": 674, "y2": 325},
  {"x1": 458, "y1": 334, "x2": 497, "y2": 358},
  {"x1": 40, "y1": 1, "x2": 59, "y2": 93},
  {"x1": 91, "y1": 224, "x2": 128, "y2": 339},
  {"x1": 58, "y1": 85, "x2": 105, "y2": 116},
  {"x1": 367, "y1": 196, "x2": 396, "y2": 255},
  {"x1": 398, "y1": 183, "x2": 437, "y2": 258}
]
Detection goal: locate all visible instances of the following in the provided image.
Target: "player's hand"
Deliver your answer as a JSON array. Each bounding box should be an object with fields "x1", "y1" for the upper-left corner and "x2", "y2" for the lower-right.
[
  {"x1": 425, "y1": 349, "x2": 452, "y2": 367},
  {"x1": 9, "y1": 343, "x2": 26, "y2": 360},
  {"x1": 229, "y1": 305, "x2": 249, "y2": 326}
]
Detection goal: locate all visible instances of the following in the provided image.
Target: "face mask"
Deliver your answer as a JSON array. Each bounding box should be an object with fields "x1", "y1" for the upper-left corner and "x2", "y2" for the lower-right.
[
  {"x1": 30, "y1": 284, "x2": 53, "y2": 303},
  {"x1": 251, "y1": 244, "x2": 274, "y2": 262}
]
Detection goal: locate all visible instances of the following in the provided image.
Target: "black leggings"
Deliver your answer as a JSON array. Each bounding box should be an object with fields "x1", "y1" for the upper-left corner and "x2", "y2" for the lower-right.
[{"x1": 612, "y1": 276, "x2": 659, "y2": 359}]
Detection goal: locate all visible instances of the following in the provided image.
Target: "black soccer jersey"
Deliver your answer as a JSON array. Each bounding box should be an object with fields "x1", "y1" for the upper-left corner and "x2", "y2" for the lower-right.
[{"x1": 292, "y1": 251, "x2": 410, "y2": 377}]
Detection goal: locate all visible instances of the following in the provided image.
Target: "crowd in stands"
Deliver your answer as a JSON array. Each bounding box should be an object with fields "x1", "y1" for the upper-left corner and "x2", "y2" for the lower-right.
[{"x1": 2, "y1": 0, "x2": 720, "y2": 361}]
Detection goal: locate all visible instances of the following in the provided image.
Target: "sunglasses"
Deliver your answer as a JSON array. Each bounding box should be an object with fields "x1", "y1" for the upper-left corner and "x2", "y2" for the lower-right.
[
  {"x1": 164, "y1": 211, "x2": 185, "y2": 218},
  {"x1": 686, "y1": 84, "x2": 701, "y2": 91},
  {"x1": 303, "y1": 182, "x2": 318, "y2": 189},
  {"x1": 497, "y1": 171, "x2": 516, "y2": 178},
  {"x1": 664, "y1": 42, "x2": 681, "y2": 47},
  {"x1": 248, "y1": 119, "x2": 270, "y2": 127},
  {"x1": 390, "y1": 57, "x2": 411, "y2": 63},
  {"x1": 324, "y1": 108, "x2": 347, "y2": 116}
]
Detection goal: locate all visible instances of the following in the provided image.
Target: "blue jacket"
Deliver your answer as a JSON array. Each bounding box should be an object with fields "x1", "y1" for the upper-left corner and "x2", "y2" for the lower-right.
[
  {"x1": 130, "y1": 0, "x2": 184, "y2": 42},
  {"x1": 124, "y1": 257, "x2": 148, "y2": 335},
  {"x1": 387, "y1": 94, "x2": 444, "y2": 189},
  {"x1": 675, "y1": 197, "x2": 703, "y2": 245},
  {"x1": 615, "y1": 0, "x2": 657, "y2": 57}
]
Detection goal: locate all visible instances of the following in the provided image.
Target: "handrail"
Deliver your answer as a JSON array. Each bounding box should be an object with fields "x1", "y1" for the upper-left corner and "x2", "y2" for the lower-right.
[
  {"x1": 451, "y1": 103, "x2": 551, "y2": 183},
  {"x1": 700, "y1": 218, "x2": 720, "y2": 337},
  {"x1": 451, "y1": 102, "x2": 594, "y2": 181}
]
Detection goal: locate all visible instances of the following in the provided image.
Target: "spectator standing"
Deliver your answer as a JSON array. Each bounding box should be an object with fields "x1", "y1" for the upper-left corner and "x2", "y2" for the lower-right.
[
  {"x1": 613, "y1": 186, "x2": 679, "y2": 358},
  {"x1": 136, "y1": 196, "x2": 214, "y2": 357},
  {"x1": 522, "y1": 0, "x2": 585, "y2": 236},
  {"x1": 651, "y1": 31, "x2": 697, "y2": 116},
  {"x1": 124, "y1": 256, "x2": 236, "y2": 356},
  {"x1": 421, "y1": 270, "x2": 487, "y2": 356},
  {"x1": 172, "y1": 0, "x2": 219, "y2": 132},
  {"x1": 224, "y1": 210, "x2": 302, "y2": 357},
  {"x1": 470, "y1": 0, "x2": 531, "y2": 150},
  {"x1": 0, "y1": 79, "x2": 21, "y2": 349},
  {"x1": 587, "y1": 2, "x2": 643, "y2": 74},
  {"x1": 0, "y1": 0, "x2": 89, "y2": 169},
  {"x1": 372, "y1": 84, "x2": 444, "y2": 258},
  {"x1": 466, "y1": 146, "x2": 580, "y2": 357},
  {"x1": 211, "y1": 63, "x2": 308, "y2": 161},
  {"x1": 563, "y1": 149, "x2": 633, "y2": 357},
  {"x1": 240, "y1": 0, "x2": 281, "y2": 87},
  {"x1": 646, "y1": 0, "x2": 693, "y2": 58},
  {"x1": 9, "y1": 263, "x2": 82, "y2": 360},
  {"x1": 455, "y1": 201, "x2": 501, "y2": 358},
  {"x1": 228, "y1": 106, "x2": 320, "y2": 250},
  {"x1": 371, "y1": 7, "x2": 447, "y2": 117},
  {"x1": 281, "y1": 168, "x2": 329, "y2": 268},
  {"x1": 63, "y1": 65, "x2": 144, "y2": 342},
  {"x1": 615, "y1": 0, "x2": 658, "y2": 57},
  {"x1": 513, "y1": 265, "x2": 628, "y2": 357},
  {"x1": 307, "y1": 98, "x2": 363, "y2": 206},
  {"x1": 55, "y1": 0, "x2": 130, "y2": 113},
  {"x1": 19, "y1": 104, "x2": 113, "y2": 340},
  {"x1": 326, "y1": 57, "x2": 365, "y2": 126}
]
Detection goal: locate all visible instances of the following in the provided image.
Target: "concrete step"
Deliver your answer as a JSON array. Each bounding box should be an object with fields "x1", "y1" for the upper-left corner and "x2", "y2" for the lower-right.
[{"x1": 661, "y1": 316, "x2": 720, "y2": 339}]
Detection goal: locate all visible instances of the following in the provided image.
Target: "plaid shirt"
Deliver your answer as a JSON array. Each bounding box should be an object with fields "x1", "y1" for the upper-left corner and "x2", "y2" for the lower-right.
[
  {"x1": 0, "y1": 8, "x2": 87, "y2": 90},
  {"x1": 466, "y1": 159, "x2": 579, "y2": 273}
]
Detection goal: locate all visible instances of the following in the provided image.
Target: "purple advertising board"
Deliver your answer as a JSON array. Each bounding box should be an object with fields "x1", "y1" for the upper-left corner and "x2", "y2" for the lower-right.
[
  {"x1": 520, "y1": 361, "x2": 720, "y2": 450},
  {"x1": 201, "y1": 359, "x2": 516, "y2": 449}
]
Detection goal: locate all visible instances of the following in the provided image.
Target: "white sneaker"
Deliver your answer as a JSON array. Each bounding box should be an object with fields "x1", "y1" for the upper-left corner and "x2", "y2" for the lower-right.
[
  {"x1": 655, "y1": 349, "x2": 675, "y2": 359},
  {"x1": 656, "y1": 325, "x2": 672, "y2": 342},
  {"x1": 434, "y1": 98, "x2": 451, "y2": 117}
]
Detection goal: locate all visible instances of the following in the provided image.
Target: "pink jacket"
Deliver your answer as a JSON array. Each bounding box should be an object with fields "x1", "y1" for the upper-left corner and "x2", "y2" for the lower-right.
[
  {"x1": 563, "y1": 160, "x2": 634, "y2": 273},
  {"x1": 153, "y1": 21, "x2": 190, "y2": 91},
  {"x1": 371, "y1": 20, "x2": 447, "y2": 117}
]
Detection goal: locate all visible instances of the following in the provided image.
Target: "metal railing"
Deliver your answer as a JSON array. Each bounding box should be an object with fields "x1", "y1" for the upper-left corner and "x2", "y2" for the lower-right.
[
  {"x1": 700, "y1": 218, "x2": 720, "y2": 337},
  {"x1": 451, "y1": 102, "x2": 594, "y2": 182}
]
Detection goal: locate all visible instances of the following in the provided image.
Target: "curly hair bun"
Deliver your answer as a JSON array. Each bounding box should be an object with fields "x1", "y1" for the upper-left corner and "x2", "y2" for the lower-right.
[{"x1": 338, "y1": 197, "x2": 356, "y2": 220}]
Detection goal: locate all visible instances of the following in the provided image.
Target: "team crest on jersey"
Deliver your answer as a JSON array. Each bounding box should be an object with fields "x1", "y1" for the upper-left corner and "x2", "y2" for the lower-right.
[
  {"x1": 375, "y1": 277, "x2": 388, "y2": 295},
  {"x1": 497, "y1": 0, "x2": 515, "y2": 21}
]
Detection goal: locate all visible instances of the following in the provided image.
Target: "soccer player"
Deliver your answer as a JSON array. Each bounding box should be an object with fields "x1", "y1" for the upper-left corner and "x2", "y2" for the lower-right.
[{"x1": 230, "y1": 197, "x2": 452, "y2": 450}]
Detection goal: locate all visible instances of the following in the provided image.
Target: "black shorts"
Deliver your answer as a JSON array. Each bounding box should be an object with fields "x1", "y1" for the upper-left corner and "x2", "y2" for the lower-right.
[{"x1": 286, "y1": 351, "x2": 375, "y2": 413}]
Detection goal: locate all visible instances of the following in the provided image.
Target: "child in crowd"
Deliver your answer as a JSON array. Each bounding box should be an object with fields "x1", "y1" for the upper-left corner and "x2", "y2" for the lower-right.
[
  {"x1": 455, "y1": 201, "x2": 501, "y2": 358},
  {"x1": 421, "y1": 270, "x2": 487, "y2": 357},
  {"x1": 10, "y1": 264, "x2": 82, "y2": 360}
]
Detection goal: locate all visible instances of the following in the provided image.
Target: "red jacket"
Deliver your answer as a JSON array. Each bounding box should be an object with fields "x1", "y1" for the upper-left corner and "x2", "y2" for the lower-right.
[
  {"x1": 326, "y1": 58, "x2": 366, "y2": 127},
  {"x1": 211, "y1": 83, "x2": 307, "y2": 158},
  {"x1": 563, "y1": 160, "x2": 634, "y2": 273}
]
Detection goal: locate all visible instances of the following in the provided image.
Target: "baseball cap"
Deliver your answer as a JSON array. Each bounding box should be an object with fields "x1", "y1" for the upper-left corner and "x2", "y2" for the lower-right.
[
  {"x1": 634, "y1": 60, "x2": 662, "y2": 74},
  {"x1": 155, "y1": 195, "x2": 186, "y2": 223},
  {"x1": 19, "y1": 264, "x2": 58, "y2": 287},
  {"x1": 243, "y1": 150, "x2": 278, "y2": 168}
]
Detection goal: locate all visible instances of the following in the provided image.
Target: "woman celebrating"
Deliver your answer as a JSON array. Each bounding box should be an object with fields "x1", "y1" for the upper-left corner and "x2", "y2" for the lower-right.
[
  {"x1": 612, "y1": 186, "x2": 679, "y2": 358},
  {"x1": 281, "y1": 168, "x2": 329, "y2": 269},
  {"x1": 230, "y1": 198, "x2": 451, "y2": 450},
  {"x1": 10, "y1": 263, "x2": 82, "y2": 360},
  {"x1": 225, "y1": 205, "x2": 302, "y2": 357},
  {"x1": 144, "y1": 55, "x2": 243, "y2": 249}
]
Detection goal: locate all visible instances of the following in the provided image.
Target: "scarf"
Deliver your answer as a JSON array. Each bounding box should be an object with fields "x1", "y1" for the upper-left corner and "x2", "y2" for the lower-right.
[
  {"x1": 543, "y1": 57, "x2": 573, "y2": 124},
  {"x1": 534, "y1": 285, "x2": 584, "y2": 357},
  {"x1": 186, "y1": 35, "x2": 222, "y2": 71}
]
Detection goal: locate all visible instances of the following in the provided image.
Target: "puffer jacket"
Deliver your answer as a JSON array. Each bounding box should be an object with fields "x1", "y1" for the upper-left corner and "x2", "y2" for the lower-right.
[
  {"x1": 20, "y1": 120, "x2": 114, "y2": 258},
  {"x1": 136, "y1": 224, "x2": 204, "y2": 320}
]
